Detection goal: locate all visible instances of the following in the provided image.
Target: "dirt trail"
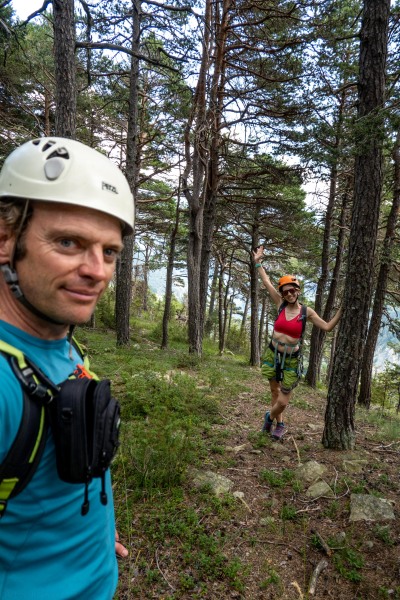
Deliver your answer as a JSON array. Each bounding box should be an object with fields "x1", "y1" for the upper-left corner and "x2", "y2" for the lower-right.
[{"x1": 209, "y1": 379, "x2": 400, "y2": 599}]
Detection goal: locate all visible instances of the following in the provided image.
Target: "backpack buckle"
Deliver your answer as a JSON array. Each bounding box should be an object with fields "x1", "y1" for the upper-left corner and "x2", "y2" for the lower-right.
[{"x1": 10, "y1": 356, "x2": 58, "y2": 404}]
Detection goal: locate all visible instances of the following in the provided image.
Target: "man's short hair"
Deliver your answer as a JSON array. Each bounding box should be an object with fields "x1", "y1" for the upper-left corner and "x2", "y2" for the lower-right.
[{"x1": 0, "y1": 199, "x2": 33, "y2": 261}]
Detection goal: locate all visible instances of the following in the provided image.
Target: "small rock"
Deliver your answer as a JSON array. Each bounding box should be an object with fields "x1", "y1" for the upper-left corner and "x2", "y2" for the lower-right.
[
  {"x1": 349, "y1": 494, "x2": 395, "y2": 522},
  {"x1": 295, "y1": 460, "x2": 327, "y2": 484},
  {"x1": 343, "y1": 459, "x2": 368, "y2": 474},
  {"x1": 191, "y1": 470, "x2": 234, "y2": 496},
  {"x1": 306, "y1": 480, "x2": 335, "y2": 499}
]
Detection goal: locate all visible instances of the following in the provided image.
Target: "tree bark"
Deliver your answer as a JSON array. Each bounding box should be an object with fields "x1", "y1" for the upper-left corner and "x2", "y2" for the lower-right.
[
  {"x1": 183, "y1": 0, "x2": 231, "y2": 355},
  {"x1": 249, "y1": 221, "x2": 261, "y2": 366},
  {"x1": 358, "y1": 127, "x2": 400, "y2": 406},
  {"x1": 115, "y1": 0, "x2": 140, "y2": 345},
  {"x1": 310, "y1": 191, "x2": 348, "y2": 383},
  {"x1": 306, "y1": 160, "x2": 338, "y2": 386},
  {"x1": 240, "y1": 292, "x2": 250, "y2": 337},
  {"x1": 53, "y1": 0, "x2": 76, "y2": 138},
  {"x1": 205, "y1": 259, "x2": 219, "y2": 336},
  {"x1": 217, "y1": 262, "x2": 223, "y2": 353},
  {"x1": 161, "y1": 195, "x2": 181, "y2": 349},
  {"x1": 323, "y1": 0, "x2": 390, "y2": 449},
  {"x1": 259, "y1": 293, "x2": 267, "y2": 359},
  {"x1": 199, "y1": 0, "x2": 231, "y2": 337}
]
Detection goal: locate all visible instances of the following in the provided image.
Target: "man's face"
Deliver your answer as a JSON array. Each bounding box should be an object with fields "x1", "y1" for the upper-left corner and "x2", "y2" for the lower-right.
[{"x1": 14, "y1": 202, "x2": 123, "y2": 326}]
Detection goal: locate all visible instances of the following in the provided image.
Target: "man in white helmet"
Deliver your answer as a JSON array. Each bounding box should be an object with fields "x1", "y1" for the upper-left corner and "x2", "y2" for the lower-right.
[{"x1": 0, "y1": 138, "x2": 134, "y2": 599}]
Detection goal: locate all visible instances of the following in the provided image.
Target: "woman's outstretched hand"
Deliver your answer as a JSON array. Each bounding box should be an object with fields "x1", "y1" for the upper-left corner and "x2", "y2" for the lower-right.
[{"x1": 252, "y1": 244, "x2": 264, "y2": 263}]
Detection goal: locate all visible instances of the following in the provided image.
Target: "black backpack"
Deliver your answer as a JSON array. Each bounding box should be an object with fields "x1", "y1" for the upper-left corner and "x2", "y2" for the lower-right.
[{"x1": 0, "y1": 339, "x2": 120, "y2": 518}]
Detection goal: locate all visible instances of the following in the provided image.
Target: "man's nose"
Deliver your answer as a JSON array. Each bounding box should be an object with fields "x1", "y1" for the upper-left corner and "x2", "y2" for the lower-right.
[{"x1": 78, "y1": 248, "x2": 108, "y2": 281}]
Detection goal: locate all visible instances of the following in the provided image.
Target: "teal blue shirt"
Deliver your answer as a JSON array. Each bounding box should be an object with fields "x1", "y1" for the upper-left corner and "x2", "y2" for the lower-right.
[{"x1": 0, "y1": 321, "x2": 118, "y2": 600}]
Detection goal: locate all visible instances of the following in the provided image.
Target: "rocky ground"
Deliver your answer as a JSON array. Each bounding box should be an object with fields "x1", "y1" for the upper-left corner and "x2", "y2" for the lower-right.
[
  {"x1": 205, "y1": 379, "x2": 400, "y2": 599},
  {"x1": 118, "y1": 375, "x2": 400, "y2": 599}
]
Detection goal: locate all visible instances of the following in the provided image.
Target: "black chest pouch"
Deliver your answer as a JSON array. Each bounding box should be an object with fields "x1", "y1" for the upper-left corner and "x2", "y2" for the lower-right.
[
  {"x1": 0, "y1": 341, "x2": 120, "y2": 518},
  {"x1": 48, "y1": 377, "x2": 121, "y2": 515}
]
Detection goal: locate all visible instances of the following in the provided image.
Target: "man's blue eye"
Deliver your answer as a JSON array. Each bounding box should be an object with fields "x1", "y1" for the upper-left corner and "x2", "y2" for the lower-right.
[{"x1": 105, "y1": 249, "x2": 117, "y2": 257}]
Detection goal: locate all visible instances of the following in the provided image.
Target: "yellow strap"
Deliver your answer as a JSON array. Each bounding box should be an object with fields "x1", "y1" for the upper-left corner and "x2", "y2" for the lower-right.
[
  {"x1": 0, "y1": 340, "x2": 28, "y2": 370},
  {"x1": 0, "y1": 478, "x2": 19, "y2": 502}
]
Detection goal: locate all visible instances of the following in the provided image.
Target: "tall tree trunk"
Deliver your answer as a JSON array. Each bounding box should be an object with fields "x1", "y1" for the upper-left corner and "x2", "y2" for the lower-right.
[
  {"x1": 240, "y1": 292, "x2": 250, "y2": 337},
  {"x1": 115, "y1": 0, "x2": 140, "y2": 346},
  {"x1": 199, "y1": 0, "x2": 231, "y2": 336},
  {"x1": 249, "y1": 220, "x2": 261, "y2": 366},
  {"x1": 309, "y1": 191, "x2": 349, "y2": 383},
  {"x1": 358, "y1": 127, "x2": 400, "y2": 406},
  {"x1": 307, "y1": 88, "x2": 350, "y2": 387},
  {"x1": 218, "y1": 263, "x2": 224, "y2": 354},
  {"x1": 161, "y1": 195, "x2": 181, "y2": 349},
  {"x1": 44, "y1": 91, "x2": 51, "y2": 136},
  {"x1": 53, "y1": 0, "x2": 76, "y2": 138},
  {"x1": 183, "y1": 0, "x2": 230, "y2": 355},
  {"x1": 263, "y1": 298, "x2": 271, "y2": 355},
  {"x1": 306, "y1": 161, "x2": 338, "y2": 387},
  {"x1": 142, "y1": 245, "x2": 150, "y2": 312},
  {"x1": 219, "y1": 255, "x2": 232, "y2": 355},
  {"x1": 259, "y1": 293, "x2": 267, "y2": 359},
  {"x1": 323, "y1": 0, "x2": 390, "y2": 450},
  {"x1": 183, "y1": 0, "x2": 211, "y2": 355},
  {"x1": 205, "y1": 259, "x2": 218, "y2": 335}
]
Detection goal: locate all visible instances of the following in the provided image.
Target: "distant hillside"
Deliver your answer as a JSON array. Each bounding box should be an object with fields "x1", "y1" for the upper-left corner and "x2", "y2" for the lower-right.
[{"x1": 374, "y1": 321, "x2": 399, "y2": 371}]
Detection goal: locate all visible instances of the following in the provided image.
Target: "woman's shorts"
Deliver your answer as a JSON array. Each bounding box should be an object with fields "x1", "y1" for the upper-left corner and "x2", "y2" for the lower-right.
[{"x1": 261, "y1": 346, "x2": 300, "y2": 394}]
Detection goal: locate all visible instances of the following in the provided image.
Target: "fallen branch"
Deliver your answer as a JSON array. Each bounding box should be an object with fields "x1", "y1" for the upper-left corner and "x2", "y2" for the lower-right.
[
  {"x1": 310, "y1": 529, "x2": 332, "y2": 556},
  {"x1": 371, "y1": 448, "x2": 400, "y2": 454},
  {"x1": 295, "y1": 506, "x2": 321, "y2": 514},
  {"x1": 155, "y1": 547, "x2": 175, "y2": 592},
  {"x1": 290, "y1": 435, "x2": 302, "y2": 465},
  {"x1": 374, "y1": 441, "x2": 400, "y2": 449},
  {"x1": 308, "y1": 558, "x2": 328, "y2": 595}
]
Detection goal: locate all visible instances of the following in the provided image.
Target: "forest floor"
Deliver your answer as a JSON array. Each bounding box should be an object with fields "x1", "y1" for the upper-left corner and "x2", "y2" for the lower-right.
[
  {"x1": 115, "y1": 358, "x2": 400, "y2": 600},
  {"x1": 200, "y1": 379, "x2": 400, "y2": 600}
]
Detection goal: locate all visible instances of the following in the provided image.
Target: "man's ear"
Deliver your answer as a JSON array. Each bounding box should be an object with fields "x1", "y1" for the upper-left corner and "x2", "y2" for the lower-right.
[{"x1": 0, "y1": 222, "x2": 15, "y2": 265}]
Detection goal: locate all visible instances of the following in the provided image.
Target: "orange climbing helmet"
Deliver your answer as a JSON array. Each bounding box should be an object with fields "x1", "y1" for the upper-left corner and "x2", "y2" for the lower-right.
[{"x1": 278, "y1": 275, "x2": 301, "y2": 292}]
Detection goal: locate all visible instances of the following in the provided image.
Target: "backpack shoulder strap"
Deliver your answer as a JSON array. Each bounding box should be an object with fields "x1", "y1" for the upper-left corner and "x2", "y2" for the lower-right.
[
  {"x1": 0, "y1": 341, "x2": 56, "y2": 519},
  {"x1": 277, "y1": 300, "x2": 288, "y2": 316},
  {"x1": 70, "y1": 337, "x2": 98, "y2": 381},
  {"x1": 299, "y1": 303, "x2": 307, "y2": 341}
]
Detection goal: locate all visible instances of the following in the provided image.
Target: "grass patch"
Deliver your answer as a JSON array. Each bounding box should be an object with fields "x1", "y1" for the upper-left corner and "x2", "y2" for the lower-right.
[
  {"x1": 260, "y1": 468, "x2": 296, "y2": 488},
  {"x1": 332, "y1": 547, "x2": 364, "y2": 582}
]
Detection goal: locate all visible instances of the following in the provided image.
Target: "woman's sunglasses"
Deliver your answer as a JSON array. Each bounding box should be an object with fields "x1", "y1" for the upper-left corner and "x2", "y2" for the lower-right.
[{"x1": 282, "y1": 287, "x2": 299, "y2": 296}]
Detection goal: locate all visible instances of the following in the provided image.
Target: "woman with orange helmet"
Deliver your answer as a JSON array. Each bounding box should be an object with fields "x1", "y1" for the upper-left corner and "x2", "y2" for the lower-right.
[{"x1": 252, "y1": 245, "x2": 342, "y2": 440}]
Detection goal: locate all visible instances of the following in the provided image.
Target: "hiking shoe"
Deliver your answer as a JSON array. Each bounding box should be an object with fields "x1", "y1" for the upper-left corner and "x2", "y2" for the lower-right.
[
  {"x1": 262, "y1": 411, "x2": 274, "y2": 434},
  {"x1": 272, "y1": 422, "x2": 285, "y2": 441}
]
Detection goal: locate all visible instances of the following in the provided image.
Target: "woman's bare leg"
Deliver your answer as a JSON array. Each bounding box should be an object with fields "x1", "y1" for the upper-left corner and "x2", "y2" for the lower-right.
[{"x1": 270, "y1": 383, "x2": 292, "y2": 422}]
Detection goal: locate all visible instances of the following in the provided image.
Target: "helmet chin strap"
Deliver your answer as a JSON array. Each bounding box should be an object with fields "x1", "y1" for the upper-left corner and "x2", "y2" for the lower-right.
[{"x1": 0, "y1": 263, "x2": 67, "y2": 326}]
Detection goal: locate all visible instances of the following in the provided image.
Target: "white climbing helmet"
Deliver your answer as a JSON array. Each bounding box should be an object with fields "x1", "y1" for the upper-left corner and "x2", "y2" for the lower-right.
[{"x1": 0, "y1": 137, "x2": 134, "y2": 235}]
